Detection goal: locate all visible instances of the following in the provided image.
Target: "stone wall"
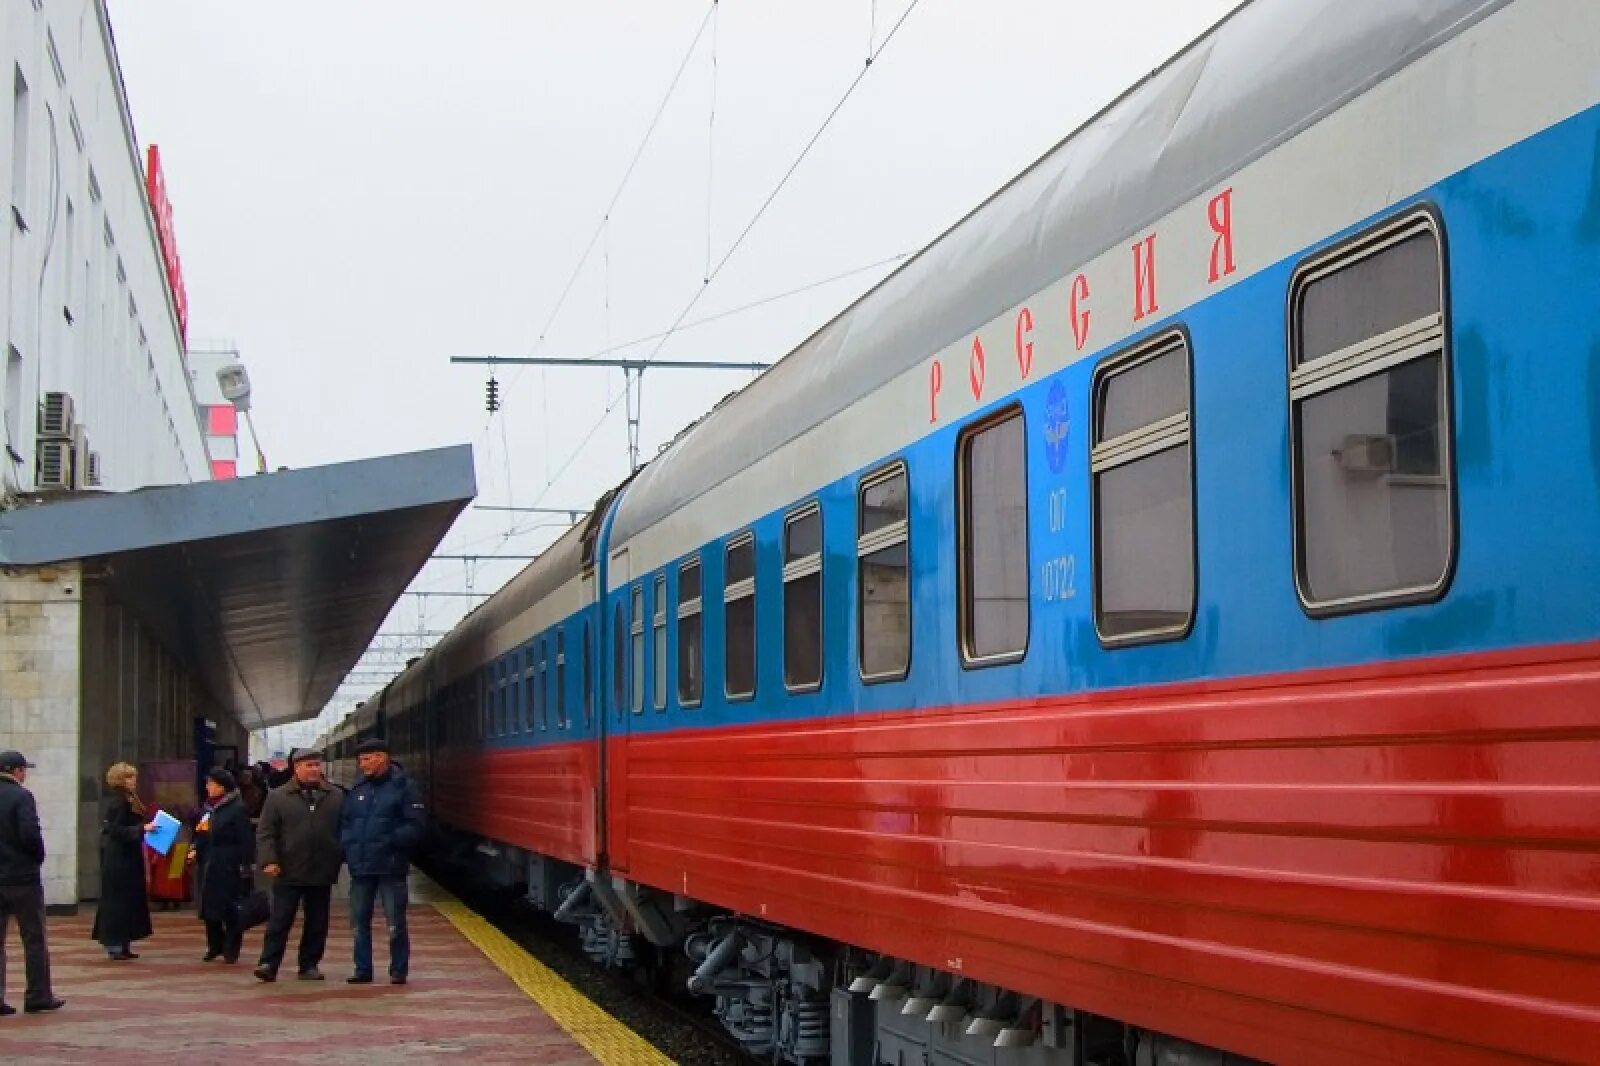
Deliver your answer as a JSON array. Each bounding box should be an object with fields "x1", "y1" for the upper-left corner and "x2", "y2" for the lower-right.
[
  {"x1": 1, "y1": 561, "x2": 245, "y2": 906},
  {"x1": 0, "y1": 563, "x2": 83, "y2": 907}
]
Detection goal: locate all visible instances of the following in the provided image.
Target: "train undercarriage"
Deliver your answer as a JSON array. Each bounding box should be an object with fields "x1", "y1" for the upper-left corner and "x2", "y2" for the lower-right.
[{"x1": 443, "y1": 834, "x2": 1258, "y2": 1066}]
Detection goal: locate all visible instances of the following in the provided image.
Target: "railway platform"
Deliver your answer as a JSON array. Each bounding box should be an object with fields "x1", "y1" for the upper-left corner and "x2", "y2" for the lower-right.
[{"x1": 1, "y1": 876, "x2": 670, "y2": 1065}]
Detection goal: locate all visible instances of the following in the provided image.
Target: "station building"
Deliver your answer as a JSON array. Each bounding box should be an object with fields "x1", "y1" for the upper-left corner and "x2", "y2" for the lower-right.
[{"x1": 2, "y1": 1, "x2": 475, "y2": 909}]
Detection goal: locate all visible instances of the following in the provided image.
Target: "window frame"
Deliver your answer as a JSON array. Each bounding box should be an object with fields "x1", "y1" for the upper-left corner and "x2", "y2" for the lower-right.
[
  {"x1": 782, "y1": 502, "x2": 825, "y2": 693},
  {"x1": 534, "y1": 638, "x2": 547, "y2": 731},
  {"x1": 629, "y1": 585, "x2": 645, "y2": 714},
  {"x1": 518, "y1": 646, "x2": 531, "y2": 729},
  {"x1": 612, "y1": 600, "x2": 626, "y2": 718},
  {"x1": 1089, "y1": 329, "x2": 1197, "y2": 648},
  {"x1": 582, "y1": 619, "x2": 593, "y2": 727},
  {"x1": 1287, "y1": 206, "x2": 1456, "y2": 617},
  {"x1": 956, "y1": 404, "x2": 1031, "y2": 668},
  {"x1": 677, "y1": 557, "x2": 704, "y2": 708},
  {"x1": 723, "y1": 532, "x2": 757, "y2": 701},
  {"x1": 652, "y1": 574, "x2": 668, "y2": 711},
  {"x1": 857, "y1": 460, "x2": 912, "y2": 684},
  {"x1": 555, "y1": 628, "x2": 568, "y2": 728}
]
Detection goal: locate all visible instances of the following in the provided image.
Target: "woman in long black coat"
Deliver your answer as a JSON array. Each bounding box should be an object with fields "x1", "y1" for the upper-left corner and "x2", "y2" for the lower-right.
[
  {"x1": 92, "y1": 762, "x2": 154, "y2": 959},
  {"x1": 188, "y1": 769, "x2": 253, "y2": 962}
]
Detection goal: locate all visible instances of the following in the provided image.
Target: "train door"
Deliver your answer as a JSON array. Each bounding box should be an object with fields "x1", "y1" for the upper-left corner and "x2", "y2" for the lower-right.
[
  {"x1": 603, "y1": 547, "x2": 632, "y2": 872},
  {"x1": 579, "y1": 573, "x2": 601, "y2": 865}
]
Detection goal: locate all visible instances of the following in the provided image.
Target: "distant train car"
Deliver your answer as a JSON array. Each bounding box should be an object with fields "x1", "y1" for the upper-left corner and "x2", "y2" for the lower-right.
[
  {"x1": 370, "y1": 2, "x2": 1600, "y2": 1063},
  {"x1": 385, "y1": 508, "x2": 608, "y2": 899},
  {"x1": 326, "y1": 698, "x2": 387, "y2": 789}
]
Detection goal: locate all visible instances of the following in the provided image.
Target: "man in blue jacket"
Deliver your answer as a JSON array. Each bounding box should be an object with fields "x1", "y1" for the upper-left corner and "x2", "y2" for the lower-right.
[{"x1": 339, "y1": 738, "x2": 425, "y2": 985}]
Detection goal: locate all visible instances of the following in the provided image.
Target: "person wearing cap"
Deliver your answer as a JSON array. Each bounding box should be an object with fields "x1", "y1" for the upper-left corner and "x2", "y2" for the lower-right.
[
  {"x1": 0, "y1": 751, "x2": 63, "y2": 1015},
  {"x1": 339, "y1": 738, "x2": 425, "y2": 985},
  {"x1": 187, "y1": 769, "x2": 253, "y2": 963},
  {"x1": 253, "y1": 748, "x2": 344, "y2": 983}
]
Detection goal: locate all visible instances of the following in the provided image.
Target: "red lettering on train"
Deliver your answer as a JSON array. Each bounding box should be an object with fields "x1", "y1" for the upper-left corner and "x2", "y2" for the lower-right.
[
  {"x1": 1014, "y1": 307, "x2": 1034, "y2": 379},
  {"x1": 929, "y1": 359, "x2": 943, "y2": 423},
  {"x1": 1070, "y1": 274, "x2": 1091, "y2": 351},
  {"x1": 970, "y1": 337, "x2": 987, "y2": 400},
  {"x1": 1208, "y1": 188, "x2": 1236, "y2": 282},
  {"x1": 1133, "y1": 234, "x2": 1159, "y2": 321}
]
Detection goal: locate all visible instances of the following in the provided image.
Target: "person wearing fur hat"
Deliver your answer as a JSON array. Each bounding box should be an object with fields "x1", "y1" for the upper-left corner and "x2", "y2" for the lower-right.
[{"x1": 187, "y1": 770, "x2": 254, "y2": 963}]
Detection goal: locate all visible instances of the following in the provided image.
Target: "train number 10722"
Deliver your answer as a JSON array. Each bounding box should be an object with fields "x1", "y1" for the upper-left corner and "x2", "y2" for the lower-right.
[{"x1": 1041, "y1": 555, "x2": 1077, "y2": 602}]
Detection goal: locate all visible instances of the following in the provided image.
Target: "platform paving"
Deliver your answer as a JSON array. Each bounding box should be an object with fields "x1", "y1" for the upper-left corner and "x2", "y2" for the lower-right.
[{"x1": 0, "y1": 878, "x2": 613, "y2": 1064}]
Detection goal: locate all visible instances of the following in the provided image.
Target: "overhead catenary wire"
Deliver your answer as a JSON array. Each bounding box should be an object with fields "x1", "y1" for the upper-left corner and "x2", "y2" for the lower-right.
[
  {"x1": 436, "y1": 0, "x2": 923, "y2": 617},
  {"x1": 506, "y1": 1, "x2": 718, "y2": 398},
  {"x1": 487, "y1": 6, "x2": 924, "y2": 522},
  {"x1": 466, "y1": 248, "x2": 905, "y2": 531},
  {"x1": 638, "y1": 0, "x2": 924, "y2": 371},
  {"x1": 562, "y1": 250, "x2": 910, "y2": 364}
]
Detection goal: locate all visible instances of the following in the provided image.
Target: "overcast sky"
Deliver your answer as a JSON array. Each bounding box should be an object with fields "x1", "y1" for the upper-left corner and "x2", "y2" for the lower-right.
[{"x1": 106, "y1": 0, "x2": 1238, "y2": 736}]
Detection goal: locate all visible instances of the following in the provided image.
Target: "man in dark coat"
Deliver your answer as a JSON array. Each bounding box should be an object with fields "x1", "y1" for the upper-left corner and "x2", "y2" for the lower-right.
[
  {"x1": 253, "y1": 749, "x2": 344, "y2": 983},
  {"x1": 339, "y1": 739, "x2": 425, "y2": 985},
  {"x1": 0, "y1": 751, "x2": 63, "y2": 1015},
  {"x1": 188, "y1": 769, "x2": 253, "y2": 963}
]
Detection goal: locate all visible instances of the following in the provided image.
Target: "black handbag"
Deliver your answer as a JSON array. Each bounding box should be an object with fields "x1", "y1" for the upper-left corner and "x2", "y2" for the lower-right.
[{"x1": 235, "y1": 889, "x2": 271, "y2": 930}]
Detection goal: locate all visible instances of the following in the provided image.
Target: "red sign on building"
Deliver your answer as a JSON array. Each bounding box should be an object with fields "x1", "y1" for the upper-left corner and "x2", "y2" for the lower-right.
[{"x1": 144, "y1": 145, "x2": 189, "y2": 346}]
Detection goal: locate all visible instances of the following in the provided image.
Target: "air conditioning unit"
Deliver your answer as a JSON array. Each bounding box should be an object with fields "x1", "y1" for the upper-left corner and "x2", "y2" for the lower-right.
[
  {"x1": 36, "y1": 439, "x2": 74, "y2": 490},
  {"x1": 1335, "y1": 433, "x2": 1396, "y2": 477},
  {"x1": 73, "y1": 428, "x2": 100, "y2": 489},
  {"x1": 38, "y1": 391, "x2": 76, "y2": 439}
]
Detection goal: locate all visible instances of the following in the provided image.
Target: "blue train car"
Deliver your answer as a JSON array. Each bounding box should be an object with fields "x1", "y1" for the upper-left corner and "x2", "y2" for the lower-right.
[{"x1": 376, "y1": 2, "x2": 1600, "y2": 1062}]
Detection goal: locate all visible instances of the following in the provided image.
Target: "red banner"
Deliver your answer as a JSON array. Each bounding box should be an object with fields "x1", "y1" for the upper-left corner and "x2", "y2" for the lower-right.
[{"x1": 144, "y1": 145, "x2": 189, "y2": 346}]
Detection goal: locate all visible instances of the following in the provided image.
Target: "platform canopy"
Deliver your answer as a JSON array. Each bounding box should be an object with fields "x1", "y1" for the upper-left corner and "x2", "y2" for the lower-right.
[{"x1": 0, "y1": 445, "x2": 475, "y2": 729}]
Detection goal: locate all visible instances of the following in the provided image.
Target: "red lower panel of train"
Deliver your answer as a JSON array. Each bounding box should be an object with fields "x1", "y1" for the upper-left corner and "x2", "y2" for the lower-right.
[
  {"x1": 433, "y1": 741, "x2": 599, "y2": 868},
  {"x1": 609, "y1": 640, "x2": 1600, "y2": 1065}
]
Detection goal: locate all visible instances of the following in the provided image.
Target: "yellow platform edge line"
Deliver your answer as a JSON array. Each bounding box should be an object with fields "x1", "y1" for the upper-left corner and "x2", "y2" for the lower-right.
[{"x1": 429, "y1": 890, "x2": 675, "y2": 1066}]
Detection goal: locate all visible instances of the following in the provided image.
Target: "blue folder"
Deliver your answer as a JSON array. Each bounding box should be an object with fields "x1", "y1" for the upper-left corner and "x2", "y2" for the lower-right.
[{"x1": 144, "y1": 809, "x2": 182, "y2": 856}]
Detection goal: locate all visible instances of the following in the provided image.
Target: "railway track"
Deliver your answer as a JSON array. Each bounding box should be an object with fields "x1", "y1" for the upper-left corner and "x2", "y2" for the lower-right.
[{"x1": 425, "y1": 864, "x2": 749, "y2": 1066}]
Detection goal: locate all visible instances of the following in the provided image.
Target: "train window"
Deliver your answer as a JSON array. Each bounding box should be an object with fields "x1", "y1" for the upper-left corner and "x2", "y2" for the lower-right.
[
  {"x1": 858, "y1": 462, "x2": 910, "y2": 682},
  {"x1": 677, "y1": 559, "x2": 703, "y2": 707},
  {"x1": 958, "y1": 406, "x2": 1029, "y2": 665},
  {"x1": 521, "y1": 649, "x2": 535, "y2": 732},
  {"x1": 652, "y1": 575, "x2": 668, "y2": 711},
  {"x1": 725, "y1": 533, "x2": 756, "y2": 700},
  {"x1": 478, "y1": 669, "x2": 488, "y2": 739},
  {"x1": 630, "y1": 586, "x2": 645, "y2": 714},
  {"x1": 783, "y1": 505, "x2": 824, "y2": 691},
  {"x1": 1091, "y1": 332, "x2": 1194, "y2": 645},
  {"x1": 538, "y1": 638, "x2": 550, "y2": 730},
  {"x1": 582, "y1": 619, "x2": 594, "y2": 726},
  {"x1": 612, "y1": 600, "x2": 625, "y2": 718},
  {"x1": 486, "y1": 664, "x2": 497, "y2": 737},
  {"x1": 1290, "y1": 212, "x2": 1453, "y2": 613},
  {"x1": 554, "y1": 630, "x2": 567, "y2": 728},
  {"x1": 501, "y1": 657, "x2": 512, "y2": 735}
]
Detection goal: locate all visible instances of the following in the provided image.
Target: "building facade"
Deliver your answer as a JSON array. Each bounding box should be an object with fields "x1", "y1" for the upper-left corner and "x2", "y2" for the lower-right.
[
  {"x1": 3, "y1": 0, "x2": 210, "y2": 497},
  {"x1": 188, "y1": 343, "x2": 249, "y2": 480}
]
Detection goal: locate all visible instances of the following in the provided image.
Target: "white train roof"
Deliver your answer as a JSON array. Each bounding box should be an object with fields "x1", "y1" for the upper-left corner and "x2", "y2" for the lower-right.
[{"x1": 609, "y1": 0, "x2": 1506, "y2": 548}]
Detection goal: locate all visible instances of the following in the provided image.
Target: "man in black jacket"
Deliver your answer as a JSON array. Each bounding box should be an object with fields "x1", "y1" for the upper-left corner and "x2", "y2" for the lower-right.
[
  {"x1": 253, "y1": 748, "x2": 344, "y2": 983},
  {"x1": 339, "y1": 739, "x2": 425, "y2": 985},
  {"x1": 0, "y1": 751, "x2": 63, "y2": 1015}
]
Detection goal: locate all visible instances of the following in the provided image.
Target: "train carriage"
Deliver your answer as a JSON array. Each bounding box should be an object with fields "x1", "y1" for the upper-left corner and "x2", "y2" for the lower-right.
[
  {"x1": 382, "y1": 509, "x2": 609, "y2": 901},
  {"x1": 364, "y1": 1, "x2": 1600, "y2": 1062}
]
